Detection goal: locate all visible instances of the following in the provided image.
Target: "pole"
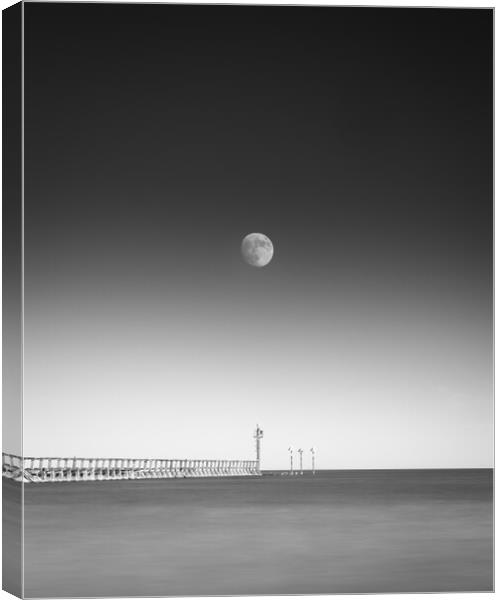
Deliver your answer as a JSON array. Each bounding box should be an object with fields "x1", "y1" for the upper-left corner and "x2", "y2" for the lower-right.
[{"x1": 310, "y1": 447, "x2": 316, "y2": 475}]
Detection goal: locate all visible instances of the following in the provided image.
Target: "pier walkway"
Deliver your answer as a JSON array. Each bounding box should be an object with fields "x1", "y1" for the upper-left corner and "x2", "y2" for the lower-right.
[{"x1": 2, "y1": 453, "x2": 260, "y2": 482}]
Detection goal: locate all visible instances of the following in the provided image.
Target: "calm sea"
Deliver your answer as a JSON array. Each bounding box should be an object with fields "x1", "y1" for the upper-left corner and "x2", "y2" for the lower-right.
[{"x1": 9, "y1": 469, "x2": 494, "y2": 597}]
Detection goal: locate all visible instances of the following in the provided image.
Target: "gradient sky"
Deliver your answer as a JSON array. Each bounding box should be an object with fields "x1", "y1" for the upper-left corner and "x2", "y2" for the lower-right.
[{"x1": 19, "y1": 4, "x2": 493, "y2": 468}]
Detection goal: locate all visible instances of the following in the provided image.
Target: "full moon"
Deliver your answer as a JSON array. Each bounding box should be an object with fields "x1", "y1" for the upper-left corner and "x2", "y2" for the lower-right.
[{"x1": 241, "y1": 233, "x2": 274, "y2": 267}]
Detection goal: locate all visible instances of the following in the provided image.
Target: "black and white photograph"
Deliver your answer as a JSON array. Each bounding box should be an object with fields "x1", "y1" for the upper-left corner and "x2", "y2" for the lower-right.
[{"x1": 2, "y1": 2, "x2": 494, "y2": 598}]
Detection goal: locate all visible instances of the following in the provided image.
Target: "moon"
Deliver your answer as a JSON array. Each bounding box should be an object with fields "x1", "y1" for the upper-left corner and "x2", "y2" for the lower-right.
[{"x1": 241, "y1": 233, "x2": 274, "y2": 267}]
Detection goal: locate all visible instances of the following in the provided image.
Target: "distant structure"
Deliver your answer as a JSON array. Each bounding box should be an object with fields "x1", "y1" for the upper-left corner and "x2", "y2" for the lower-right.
[
  {"x1": 254, "y1": 424, "x2": 264, "y2": 471},
  {"x1": 288, "y1": 446, "x2": 294, "y2": 474},
  {"x1": 310, "y1": 447, "x2": 316, "y2": 474},
  {"x1": 282, "y1": 444, "x2": 316, "y2": 476},
  {"x1": 298, "y1": 448, "x2": 303, "y2": 474},
  {"x1": 2, "y1": 428, "x2": 263, "y2": 483}
]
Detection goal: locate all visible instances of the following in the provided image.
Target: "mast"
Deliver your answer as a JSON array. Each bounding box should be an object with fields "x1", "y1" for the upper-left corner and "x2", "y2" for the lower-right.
[
  {"x1": 298, "y1": 448, "x2": 303, "y2": 474},
  {"x1": 310, "y1": 447, "x2": 316, "y2": 475}
]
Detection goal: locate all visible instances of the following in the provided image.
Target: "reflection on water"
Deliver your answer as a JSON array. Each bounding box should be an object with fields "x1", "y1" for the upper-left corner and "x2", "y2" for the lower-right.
[{"x1": 17, "y1": 469, "x2": 492, "y2": 597}]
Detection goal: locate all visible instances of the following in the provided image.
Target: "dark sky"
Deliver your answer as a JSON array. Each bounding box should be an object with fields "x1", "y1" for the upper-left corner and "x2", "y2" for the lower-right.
[{"x1": 22, "y1": 4, "x2": 492, "y2": 467}]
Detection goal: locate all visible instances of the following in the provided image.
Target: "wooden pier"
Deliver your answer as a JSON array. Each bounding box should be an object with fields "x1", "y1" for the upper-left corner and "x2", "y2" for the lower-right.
[{"x1": 2, "y1": 453, "x2": 260, "y2": 482}]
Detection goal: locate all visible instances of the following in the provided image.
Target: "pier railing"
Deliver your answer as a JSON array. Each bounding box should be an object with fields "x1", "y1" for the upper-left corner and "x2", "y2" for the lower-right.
[{"x1": 2, "y1": 453, "x2": 260, "y2": 482}]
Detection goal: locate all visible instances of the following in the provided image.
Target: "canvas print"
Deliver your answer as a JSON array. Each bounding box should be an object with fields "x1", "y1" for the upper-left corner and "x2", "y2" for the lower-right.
[{"x1": 2, "y1": 3, "x2": 493, "y2": 598}]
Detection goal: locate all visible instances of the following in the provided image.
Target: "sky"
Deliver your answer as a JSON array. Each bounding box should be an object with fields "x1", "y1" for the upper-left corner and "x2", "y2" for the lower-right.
[{"x1": 15, "y1": 4, "x2": 493, "y2": 468}]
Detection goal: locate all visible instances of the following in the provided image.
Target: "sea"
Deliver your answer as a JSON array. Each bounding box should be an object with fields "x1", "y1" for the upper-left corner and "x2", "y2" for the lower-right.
[{"x1": 5, "y1": 469, "x2": 494, "y2": 597}]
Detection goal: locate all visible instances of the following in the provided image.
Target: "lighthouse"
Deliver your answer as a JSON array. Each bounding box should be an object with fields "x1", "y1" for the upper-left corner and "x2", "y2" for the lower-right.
[{"x1": 254, "y1": 425, "x2": 264, "y2": 472}]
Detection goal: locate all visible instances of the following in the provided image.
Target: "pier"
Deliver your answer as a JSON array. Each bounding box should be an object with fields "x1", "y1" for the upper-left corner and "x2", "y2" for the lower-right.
[{"x1": 2, "y1": 453, "x2": 260, "y2": 483}]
